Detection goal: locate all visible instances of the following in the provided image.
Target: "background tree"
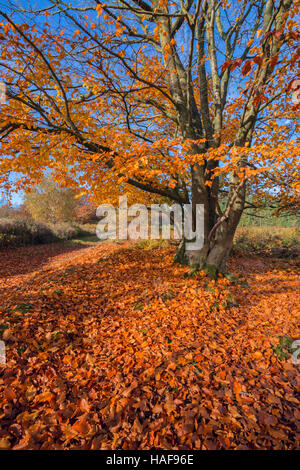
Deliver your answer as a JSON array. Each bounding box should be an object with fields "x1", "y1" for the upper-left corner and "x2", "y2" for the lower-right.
[
  {"x1": 0, "y1": 0, "x2": 299, "y2": 271},
  {"x1": 25, "y1": 179, "x2": 77, "y2": 224}
]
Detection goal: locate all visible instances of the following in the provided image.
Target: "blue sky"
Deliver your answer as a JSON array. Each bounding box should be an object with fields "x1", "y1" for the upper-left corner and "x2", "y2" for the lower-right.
[
  {"x1": 0, "y1": 173, "x2": 24, "y2": 207},
  {"x1": 0, "y1": 1, "x2": 297, "y2": 208}
]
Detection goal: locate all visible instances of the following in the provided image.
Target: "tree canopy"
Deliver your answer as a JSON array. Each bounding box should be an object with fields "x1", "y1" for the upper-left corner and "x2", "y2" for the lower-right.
[{"x1": 0, "y1": 0, "x2": 299, "y2": 268}]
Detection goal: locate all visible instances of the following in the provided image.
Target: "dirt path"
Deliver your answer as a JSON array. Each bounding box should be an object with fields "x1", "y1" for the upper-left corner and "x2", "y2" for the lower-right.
[{"x1": 0, "y1": 241, "x2": 129, "y2": 307}]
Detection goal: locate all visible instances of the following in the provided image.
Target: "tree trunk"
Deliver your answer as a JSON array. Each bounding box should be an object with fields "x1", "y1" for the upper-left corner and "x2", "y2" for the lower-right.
[
  {"x1": 185, "y1": 224, "x2": 236, "y2": 275},
  {"x1": 176, "y1": 170, "x2": 245, "y2": 277}
]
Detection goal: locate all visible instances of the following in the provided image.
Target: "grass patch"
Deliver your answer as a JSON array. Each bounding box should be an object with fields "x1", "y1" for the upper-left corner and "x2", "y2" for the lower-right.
[
  {"x1": 272, "y1": 335, "x2": 297, "y2": 360},
  {"x1": 234, "y1": 226, "x2": 300, "y2": 258}
]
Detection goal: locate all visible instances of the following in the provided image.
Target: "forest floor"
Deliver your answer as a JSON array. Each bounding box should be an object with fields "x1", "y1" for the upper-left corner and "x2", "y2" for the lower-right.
[{"x1": 0, "y1": 239, "x2": 299, "y2": 450}]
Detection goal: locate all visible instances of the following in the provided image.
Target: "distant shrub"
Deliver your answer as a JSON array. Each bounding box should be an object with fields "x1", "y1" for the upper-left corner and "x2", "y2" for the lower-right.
[
  {"x1": 49, "y1": 222, "x2": 80, "y2": 240},
  {"x1": 0, "y1": 203, "x2": 29, "y2": 219},
  {"x1": 0, "y1": 217, "x2": 58, "y2": 247},
  {"x1": 0, "y1": 218, "x2": 15, "y2": 233},
  {"x1": 234, "y1": 226, "x2": 300, "y2": 258},
  {"x1": 133, "y1": 239, "x2": 171, "y2": 250}
]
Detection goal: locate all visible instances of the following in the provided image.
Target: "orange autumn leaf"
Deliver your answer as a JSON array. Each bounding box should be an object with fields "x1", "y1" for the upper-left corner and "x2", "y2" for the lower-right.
[{"x1": 233, "y1": 380, "x2": 242, "y2": 395}]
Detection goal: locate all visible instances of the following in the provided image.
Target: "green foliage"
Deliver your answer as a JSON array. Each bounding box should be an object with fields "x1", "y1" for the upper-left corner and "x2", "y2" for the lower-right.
[
  {"x1": 135, "y1": 239, "x2": 170, "y2": 250},
  {"x1": 0, "y1": 323, "x2": 9, "y2": 338},
  {"x1": 160, "y1": 290, "x2": 175, "y2": 302},
  {"x1": 224, "y1": 273, "x2": 240, "y2": 283},
  {"x1": 239, "y1": 206, "x2": 300, "y2": 228},
  {"x1": 174, "y1": 239, "x2": 189, "y2": 265},
  {"x1": 186, "y1": 263, "x2": 201, "y2": 278},
  {"x1": 133, "y1": 301, "x2": 144, "y2": 311},
  {"x1": 13, "y1": 302, "x2": 32, "y2": 314},
  {"x1": 272, "y1": 335, "x2": 296, "y2": 360},
  {"x1": 225, "y1": 294, "x2": 239, "y2": 309},
  {"x1": 203, "y1": 264, "x2": 218, "y2": 280}
]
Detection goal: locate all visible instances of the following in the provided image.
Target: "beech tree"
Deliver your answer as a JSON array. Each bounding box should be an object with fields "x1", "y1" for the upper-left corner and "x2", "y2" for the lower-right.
[{"x1": 0, "y1": 0, "x2": 299, "y2": 271}]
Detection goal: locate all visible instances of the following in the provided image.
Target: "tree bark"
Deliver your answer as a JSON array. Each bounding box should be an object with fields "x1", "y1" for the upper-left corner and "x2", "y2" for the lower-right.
[
  {"x1": 178, "y1": 208, "x2": 244, "y2": 277},
  {"x1": 176, "y1": 164, "x2": 246, "y2": 276}
]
